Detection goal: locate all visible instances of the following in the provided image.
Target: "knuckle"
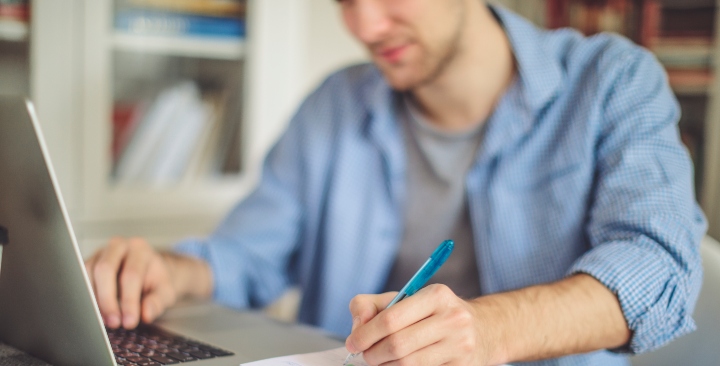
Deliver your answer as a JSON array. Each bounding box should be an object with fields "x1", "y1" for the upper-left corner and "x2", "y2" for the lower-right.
[
  {"x1": 380, "y1": 310, "x2": 400, "y2": 332},
  {"x1": 128, "y1": 237, "x2": 149, "y2": 251},
  {"x1": 386, "y1": 334, "x2": 406, "y2": 358},
  {"x1": 109, "y1": 237, "x2": 128, "y2": 250},
  {"x1": 93, "y1": 261, "x2": 113, "y2": 278},
  {"x1": 429, "y1": 283, "x2": 451, "y2": 297},
  {"x1": 119, "y1": 270, "x2": 140, "y2": 289},
  {"x1": 459, "y1": 335, "x2": 475, "y2": 353},
  {"x1": 396, "y1": 357, "x2": 413, "y2": 366},
  {"x1": 451, "y1": 307, "x2": 473, "y2": 326},
  {"x1": 361, "y1": 350, "x2": 377, "y2": 365},
  {"x1": 348, "y1": 296, "x2": 362, "y2": 311}
]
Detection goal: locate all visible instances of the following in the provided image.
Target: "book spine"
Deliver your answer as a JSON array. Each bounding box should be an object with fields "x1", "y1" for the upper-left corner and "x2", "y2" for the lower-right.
[
  {"x1": 0, "y1": 0, "x2": 29, "y2": 22},
  {"x1": 546, "y1": 0, "x2": 568, "y2": 29},
  {"x1": 115, "y1": 10, "x2": 245, "y2": 38},
  {"x1": 640, "y1": 0, "x2": 661, "y2": 47}
]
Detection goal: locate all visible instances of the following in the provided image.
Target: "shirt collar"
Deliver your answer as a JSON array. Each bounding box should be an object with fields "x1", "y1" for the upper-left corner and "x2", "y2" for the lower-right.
[{"x1": 491, "y1": 5, "x2": 564, "y2": 113}]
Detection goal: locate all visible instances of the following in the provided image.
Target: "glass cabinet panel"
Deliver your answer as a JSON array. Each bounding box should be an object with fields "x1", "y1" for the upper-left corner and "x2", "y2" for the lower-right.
[
  {"x1": 109, "y1": 0, "x2": 246, "y2": 186},
  {"x1": 0, "y1": 0, "x2": 30, "y2": 96}
]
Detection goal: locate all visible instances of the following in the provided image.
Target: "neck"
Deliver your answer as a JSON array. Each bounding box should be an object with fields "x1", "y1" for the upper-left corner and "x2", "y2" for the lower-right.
[{"x1": 411, "y1": 4, "x2": 516, "y2": 132}]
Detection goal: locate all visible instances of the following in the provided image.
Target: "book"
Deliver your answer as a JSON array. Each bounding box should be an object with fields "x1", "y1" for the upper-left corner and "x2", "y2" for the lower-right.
[
  {"x1": 112, "y1": 102, "x2": 146, "y2": 164},
  {"x1": 125, "y1": 0, "x2": 246, "y2": 18},
  {"x1": 0, "y1": 0, "x2": 29, "y2": 41},
  {"x1": 114, "y1": 81, "x2": 202, "y2": 183},
  {"x1": 145, "y1": 95, "x2": 212, "y2": 185},
  {"x1": 0, "y1": 1, "x2": 29, "y2": 22},
  {"x1": 115, "y1": 9, "x2": 245, "y2": 39},
  {"x1": 641, "y1": 0, "x2": 716, "y2": 46},
  {"x1": 652, "y1": 39, "x2": 713, "y2": 69},
  {"x1": 660, "y1": 5, "x2": 715, "y2": 38},
  {"x1": 547, "y1": 0, "x2": 640, "y2": 41},
  {"x1": 183, "y1": 91, "x2": 226, "y2": 181},
  {"x1": 667, "y1": 68, "x2": 714, "y2": 94}
]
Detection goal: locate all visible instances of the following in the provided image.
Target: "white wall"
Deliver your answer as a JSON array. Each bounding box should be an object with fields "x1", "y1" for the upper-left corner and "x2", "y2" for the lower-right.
[{"x1": 300, "y1": 0, "x2": 367, "y2": 97}]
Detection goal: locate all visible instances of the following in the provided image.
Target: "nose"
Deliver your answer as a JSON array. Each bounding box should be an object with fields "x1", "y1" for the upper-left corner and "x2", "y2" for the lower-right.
[{"x1": 343, "y1": 0, "x2": 392, "y2": 45}]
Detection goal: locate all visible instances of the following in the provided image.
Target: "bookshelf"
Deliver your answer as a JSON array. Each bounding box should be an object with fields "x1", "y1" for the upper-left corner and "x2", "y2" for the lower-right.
[
  {"x1": 0, "y1": 19, "x2": 26, "y2": 41},
  {"x1": 112, "y1": 33, "x2": 245, "y2": 60},
  {"x1": 20, "y1": 0, "x2": 350, "y2": 254},
  {"x1": 0, "y1": 0, "x2": 28, "y2": 41},
  {"x1": 503, "y1": 0, "x2": 716, "y2": 209},
  {"x1": 0, "y1": 0, "x2": 29, "y2": 98},
  {"x1": 20, "y1": 0, "x2": 367, "y2": 254},
  {"x1": 702, "y1": 1, "x2": 720, "y2": 239}
]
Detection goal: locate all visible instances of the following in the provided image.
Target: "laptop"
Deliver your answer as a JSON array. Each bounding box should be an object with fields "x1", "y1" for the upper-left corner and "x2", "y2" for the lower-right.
[{"x1": 0, "y1": 96, "x2": 341, "y2": 365}]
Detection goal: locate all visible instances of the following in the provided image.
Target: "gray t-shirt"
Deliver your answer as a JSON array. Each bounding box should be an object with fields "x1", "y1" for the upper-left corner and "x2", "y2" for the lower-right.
[{"x1": 383, "y1": 95, "x2": 483, "y2": 299}]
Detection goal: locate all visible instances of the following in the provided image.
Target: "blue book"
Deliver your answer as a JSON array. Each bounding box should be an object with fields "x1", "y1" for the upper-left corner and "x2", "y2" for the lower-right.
[{"x1": 115, "y1": 10, "x2": 245, "y2": 38}]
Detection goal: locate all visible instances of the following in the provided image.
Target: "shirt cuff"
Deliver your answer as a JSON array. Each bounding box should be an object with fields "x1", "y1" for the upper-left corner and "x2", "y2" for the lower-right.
[
  {"x1": 567, "y1": 238, "x2": 698, "y2": 354},
  {"x1": 173, "y1": 238, "x2": 220, "y2": 303}
]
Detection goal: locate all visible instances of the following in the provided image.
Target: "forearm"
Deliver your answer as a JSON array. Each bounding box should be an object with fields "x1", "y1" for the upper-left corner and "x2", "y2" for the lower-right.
[
  {"x1": 161, "y1": 252, "x2": 214, "y2": 300},
  {"x1": 475, "y1": 273, "x2": 631, "y2": 364}
]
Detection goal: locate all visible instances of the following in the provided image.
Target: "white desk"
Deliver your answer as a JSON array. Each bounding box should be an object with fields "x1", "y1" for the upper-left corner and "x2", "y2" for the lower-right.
[{"x1": 0, "y1": 302, "x2": 344, "y2": 366}]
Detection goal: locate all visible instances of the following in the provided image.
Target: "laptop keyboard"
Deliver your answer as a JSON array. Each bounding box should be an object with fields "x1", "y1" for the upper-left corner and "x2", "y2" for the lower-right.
[{"x1": 108, "y1": 325, "x2": 234, "y2": 365}]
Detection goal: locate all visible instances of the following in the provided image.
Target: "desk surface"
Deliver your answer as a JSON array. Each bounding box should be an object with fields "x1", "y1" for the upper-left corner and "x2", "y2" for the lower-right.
[
  {"x1": 0, "y1": 342, "x2": 51, "y2": 365},
  {"x1": 0, "y1": 303, "x2": 344, "y2": 366}
]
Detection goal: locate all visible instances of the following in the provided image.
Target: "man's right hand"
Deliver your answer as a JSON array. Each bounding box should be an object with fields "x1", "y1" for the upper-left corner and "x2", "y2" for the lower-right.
[{"x1": 84, "y1": 237, "x2": 213, "y2": 329}]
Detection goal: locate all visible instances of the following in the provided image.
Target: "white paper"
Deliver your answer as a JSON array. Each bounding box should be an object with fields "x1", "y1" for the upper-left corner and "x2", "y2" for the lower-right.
[
  {"x1": 241, "y1": 347, "x2": 369, "y2": 366},
  {"x1": 241, "y1": 347, "x2": 511, "y2": 366}
]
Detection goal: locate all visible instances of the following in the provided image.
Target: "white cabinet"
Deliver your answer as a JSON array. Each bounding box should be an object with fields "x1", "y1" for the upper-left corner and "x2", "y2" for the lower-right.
[{"x1": 27, "y1": 0, "x2": 365, "y2": 254}]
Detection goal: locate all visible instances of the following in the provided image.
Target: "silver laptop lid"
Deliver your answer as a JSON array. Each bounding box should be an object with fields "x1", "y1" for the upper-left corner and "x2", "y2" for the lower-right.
[{"x1": 0, "y1": 96, "x2": 116, "y2": 366}]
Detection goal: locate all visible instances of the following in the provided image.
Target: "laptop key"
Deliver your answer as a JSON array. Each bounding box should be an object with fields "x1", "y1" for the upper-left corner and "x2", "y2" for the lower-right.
[
  {"x1": 166, "y1": 352, "x2": 196, "y2": 362},
  {"x1": 189, "y1": 351, "x2": 214, "y2": 359},
  {"x1": 208, "y1": 348, "x2": 234, "y2": 357},
  {"x1": 126, "y1": 356, "x2": 150, "y2": 363},
  {"x1": 141, "y1": 349, "x2": 160, "y2": 357},
  {"x1": 109, "y1": 324, "x2": 234, "y2": 364},
  {"x1": 149, "y1": 355, "x2": 179, "y2": 364}
]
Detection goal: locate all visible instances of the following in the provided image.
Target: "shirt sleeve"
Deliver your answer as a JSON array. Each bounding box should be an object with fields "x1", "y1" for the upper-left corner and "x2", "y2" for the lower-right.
[
  {"x1": 567, "y1": 48, "x2": 708, "y2": 354},
  {"x1": 174, "y1": 78, "x2": 336, "y2": 310}
]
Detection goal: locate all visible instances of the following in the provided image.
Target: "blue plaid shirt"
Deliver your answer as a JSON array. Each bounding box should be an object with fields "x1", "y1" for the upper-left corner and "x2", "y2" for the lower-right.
[{"x1": 177, "y1": 7, "x2": 707, "y2": 365}]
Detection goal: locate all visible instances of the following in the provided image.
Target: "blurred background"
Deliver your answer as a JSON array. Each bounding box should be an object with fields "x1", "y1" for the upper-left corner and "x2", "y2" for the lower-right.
[
  {"x1": 0, "y1": 0, "x2": 719, "y2": 362},
  {"x1": 1, "y1": 0, "x2": 717, "y2": 253}
]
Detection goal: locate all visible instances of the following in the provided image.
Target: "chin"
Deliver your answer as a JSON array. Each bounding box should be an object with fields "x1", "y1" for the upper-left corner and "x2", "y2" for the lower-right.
[{"x1": 379, "y1": 68, "x2": 423, "y2": 91}]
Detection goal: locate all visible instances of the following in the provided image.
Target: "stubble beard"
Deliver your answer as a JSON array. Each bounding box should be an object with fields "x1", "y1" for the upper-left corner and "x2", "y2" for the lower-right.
[{"x1": 393, "y1": 1, "x2": 467, "y2": 91}]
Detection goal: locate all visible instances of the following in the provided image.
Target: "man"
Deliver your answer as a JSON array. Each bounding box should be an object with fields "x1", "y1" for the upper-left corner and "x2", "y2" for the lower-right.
[{"x1": 85, "y1": 0, "x2": 707, "y2": 365}]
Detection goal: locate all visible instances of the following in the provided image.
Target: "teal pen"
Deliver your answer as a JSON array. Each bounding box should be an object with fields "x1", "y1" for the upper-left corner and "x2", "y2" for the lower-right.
[{"x1": 343, "y1": 240, "x2": 455, "y2": 366}]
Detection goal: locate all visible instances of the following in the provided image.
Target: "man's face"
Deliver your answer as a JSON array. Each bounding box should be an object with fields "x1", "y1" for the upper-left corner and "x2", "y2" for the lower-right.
[{"x1": 338, "y1": 0, "x2": 466, "y2": 91}]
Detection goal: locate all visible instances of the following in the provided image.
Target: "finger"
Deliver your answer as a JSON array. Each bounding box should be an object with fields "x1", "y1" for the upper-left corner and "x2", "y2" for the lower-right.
[
  {"x1": 140, "y1": 284, "x2": 176, "y2": 324},
  {"x1": 119, "y1": 238, "x2": 153, "y2": 329},
  {"x1": 84, "y1": 253, "x2": 99, "y2": 297},
  {"x1": 347, "y1": 290, "x2": 437, "y2": 354},
  {"x1": 349, "y1": 292, "x2": 398, "y2": 330},
  {"x1": 93, "y1": 238, "x2": 130, "y2": 328},
  {"x1": 363, "y1": 314, "x2": 445, "y2": 365},
  {"x1": 381, "y1": 339, "x2": 453, "y2": 366}
]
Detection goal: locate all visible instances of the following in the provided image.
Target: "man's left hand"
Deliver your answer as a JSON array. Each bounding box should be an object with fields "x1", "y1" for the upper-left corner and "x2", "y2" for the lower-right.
[{"x1": 345, "y1": 284, "x2": 502, "y2": 366}]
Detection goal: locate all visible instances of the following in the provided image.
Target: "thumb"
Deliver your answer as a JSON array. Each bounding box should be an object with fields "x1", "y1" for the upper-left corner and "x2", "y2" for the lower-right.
[
  {"x1": 140, "y1": 285, "x2": 175, "y2": 324},
  {"x1": 349, "y1": 292, "x2": 398, "y2": 332}
]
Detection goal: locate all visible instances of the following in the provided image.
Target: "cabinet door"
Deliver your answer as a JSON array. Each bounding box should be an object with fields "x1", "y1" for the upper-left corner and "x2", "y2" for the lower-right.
[
  {"x1": 79, "y1": 0, "x2": 306, "y2": 226},
  {"x1": 0, "y1": 0, "x2": 30, "y2": 95}
]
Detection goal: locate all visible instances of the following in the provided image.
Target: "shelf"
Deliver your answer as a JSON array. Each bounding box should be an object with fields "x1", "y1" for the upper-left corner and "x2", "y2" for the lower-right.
[
  {"x1": 112, "y1": 32, "x2": 245, "y2": 60},
  {"x1": 672, "y1": 84, "x2": 712, "y2": 96},
  {"x1": 0, "y1": 19, "x2": 28, "y2": 42}
]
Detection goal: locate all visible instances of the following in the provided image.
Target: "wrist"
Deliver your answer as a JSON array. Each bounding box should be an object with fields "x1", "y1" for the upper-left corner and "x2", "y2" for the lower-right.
[
  {"x1": 161, "y1": 252, "x2": 213, "y2": 300},
  {"x1": 468, "y1": 295, "x2": 514, "y2": 365}
]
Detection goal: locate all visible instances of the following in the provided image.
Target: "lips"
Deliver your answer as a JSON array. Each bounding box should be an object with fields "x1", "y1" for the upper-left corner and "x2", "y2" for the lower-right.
[{"x1": 378, "y1": 44, "x2": 408, "y2": 63}]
